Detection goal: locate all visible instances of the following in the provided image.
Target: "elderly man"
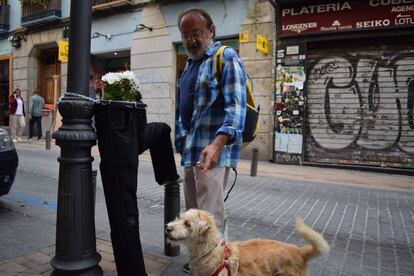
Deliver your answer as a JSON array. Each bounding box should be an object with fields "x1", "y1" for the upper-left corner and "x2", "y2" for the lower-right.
[{"x1": 175, "y1": 8, "x2": 247, "y2": 272}]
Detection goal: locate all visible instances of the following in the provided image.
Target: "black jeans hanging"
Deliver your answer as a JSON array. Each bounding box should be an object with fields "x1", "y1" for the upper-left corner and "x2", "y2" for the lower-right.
[
  {"x1": 139, "y1": 122, "x2": 179, "y2": 184},
  {"x1": 95, "y1": 101, "x2": 147, "y2": 276}
]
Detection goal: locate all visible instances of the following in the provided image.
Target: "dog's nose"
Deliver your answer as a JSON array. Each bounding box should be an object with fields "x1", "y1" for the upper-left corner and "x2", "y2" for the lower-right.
[{"x1": 165, "y1": 225, "x2": 172, "y2": 234}]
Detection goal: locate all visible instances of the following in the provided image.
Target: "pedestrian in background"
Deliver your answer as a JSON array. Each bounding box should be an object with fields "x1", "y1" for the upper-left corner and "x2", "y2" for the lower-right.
[
  {"x1": 9, "y1": 88, "x2": 26, "y2": 142},
  {"x1": 28, "y1": 88, "x2": 45, "y2": 140},
  {"x1": 95, "y1": 87, "x2": 102, "y2": 100},
  {"x1": 175, "y1": 9, "x2": 247, "y2": 273}
]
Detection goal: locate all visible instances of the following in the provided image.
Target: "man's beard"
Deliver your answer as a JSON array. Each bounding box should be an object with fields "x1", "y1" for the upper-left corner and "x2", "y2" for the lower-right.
[{"x1": 184, "y1": 39, "x2": 213, "y2": 60}]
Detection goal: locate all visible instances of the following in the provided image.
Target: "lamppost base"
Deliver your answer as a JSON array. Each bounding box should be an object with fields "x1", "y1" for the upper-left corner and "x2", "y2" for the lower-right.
[
  {"x1": 51, "y1": 265, "x2": 103, "y2": 276},
  {"x1": 51, "y1": 252, "x2": 102, "y2": 275}
]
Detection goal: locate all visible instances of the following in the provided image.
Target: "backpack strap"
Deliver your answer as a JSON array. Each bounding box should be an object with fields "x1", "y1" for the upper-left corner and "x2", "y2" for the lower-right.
[{"x1": 213, "y1": 46, "x2": 229, "y2": 83}]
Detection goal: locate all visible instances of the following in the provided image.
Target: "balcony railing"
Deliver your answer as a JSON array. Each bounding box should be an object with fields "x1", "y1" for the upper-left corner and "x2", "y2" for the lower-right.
[
  {"x1": 21, "y1": 0, "x2": 61, "y2": 27},
  {"x1": 92, "y1": 0, "x2": 133, "y2": 12},
  {"x1": 0, "y1": 4, "x2": 9, "y2": 34}
]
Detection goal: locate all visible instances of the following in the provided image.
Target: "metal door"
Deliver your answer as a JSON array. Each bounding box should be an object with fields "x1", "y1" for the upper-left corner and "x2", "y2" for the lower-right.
[{"x1": 305, "y1": 38, "x2": 414, "y2": 169}]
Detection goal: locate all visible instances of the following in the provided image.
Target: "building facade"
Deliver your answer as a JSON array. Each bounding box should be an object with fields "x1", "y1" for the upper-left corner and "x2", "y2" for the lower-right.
[
  {"x1": 273, "y1": 0, "x2": 414, "y2": 171},
  {"x1": 0, "y1": 0, "x2": 276, "y2": 160}
]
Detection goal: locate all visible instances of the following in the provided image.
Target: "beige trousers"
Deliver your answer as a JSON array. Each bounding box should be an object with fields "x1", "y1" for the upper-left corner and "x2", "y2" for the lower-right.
[
  {"x1": 184, "y1": 166, "x2": 230, "y2": 232},
  {"x1": 10, "y1": 114, "x2": 25, "y2": 139}
]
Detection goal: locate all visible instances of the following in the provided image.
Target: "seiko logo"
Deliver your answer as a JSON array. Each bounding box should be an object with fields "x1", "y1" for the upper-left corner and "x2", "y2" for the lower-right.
[
  {"x1": 356, "y1": 19, "x2": 391, "y2": 28},
  {"x1": 282, "y1": 2, "x2": 351, "y2": 17},
  {"x1": 282, "y1": 22, "x2": 318, "y2": 33}
]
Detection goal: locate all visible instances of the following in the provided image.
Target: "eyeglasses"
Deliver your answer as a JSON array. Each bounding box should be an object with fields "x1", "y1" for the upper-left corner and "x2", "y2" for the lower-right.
[{"x1": 181, "y1": 29, "x2": 203, "y2": 40}]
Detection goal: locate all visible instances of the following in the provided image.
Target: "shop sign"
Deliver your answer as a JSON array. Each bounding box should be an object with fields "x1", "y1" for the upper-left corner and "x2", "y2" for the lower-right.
[
  {"x1": 58, "y1": 40, "x2": 69, "y2": 62},
  {"x1": 256, "y1": 34, "x2": 269, "y2": 55},
  {"x1": 239, "y1": 31, "x2": 249, "y2": 43},
  {"x1": 280, "y1": 0, "x2": 414, "y2": 37}
]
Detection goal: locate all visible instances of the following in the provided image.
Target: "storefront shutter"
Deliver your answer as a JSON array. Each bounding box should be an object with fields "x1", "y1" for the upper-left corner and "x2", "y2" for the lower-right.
[{"x1": 305, "y1": 38, "x2": 414, "y2": 170}]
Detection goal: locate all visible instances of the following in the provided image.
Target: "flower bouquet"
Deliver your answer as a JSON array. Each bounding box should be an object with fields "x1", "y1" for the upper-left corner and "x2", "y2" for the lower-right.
[{"x1": 101, "y1": 71, "x2": 141, "y2": 102}]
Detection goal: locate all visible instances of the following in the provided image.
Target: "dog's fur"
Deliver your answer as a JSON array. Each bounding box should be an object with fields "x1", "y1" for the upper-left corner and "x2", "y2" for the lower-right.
[{"x1": 166, "y1": 209, "x2": 329, "y2": 276}]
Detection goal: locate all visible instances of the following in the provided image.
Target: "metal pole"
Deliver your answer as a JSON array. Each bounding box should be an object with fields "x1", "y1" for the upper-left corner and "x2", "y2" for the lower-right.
[
  {"x1": 250, "y1": 148, "x2": 259, "y2": 177},
  {"x1": 51, "y1": 0, "x2": 102, "y2": 275},
  {"x1": 45, "y1": 130, "x2": 51, "y2": 150},
  {"x1": 164, "y1": 183, "x2": 180, "y2": 256}
]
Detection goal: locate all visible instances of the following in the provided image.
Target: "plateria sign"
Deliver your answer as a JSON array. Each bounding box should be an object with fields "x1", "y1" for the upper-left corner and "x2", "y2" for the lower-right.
[{"x1": 280, "y1": 0, "x2": 414, "y2": 37}]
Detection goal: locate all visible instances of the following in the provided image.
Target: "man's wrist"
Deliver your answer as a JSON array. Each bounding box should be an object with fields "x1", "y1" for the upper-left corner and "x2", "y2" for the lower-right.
[
  {"x1": 217, "y1": 131, "x2": 229, "y2": 136},
  {"x1": 213, "y1": 133, "x2": 228, "y2": 147}
]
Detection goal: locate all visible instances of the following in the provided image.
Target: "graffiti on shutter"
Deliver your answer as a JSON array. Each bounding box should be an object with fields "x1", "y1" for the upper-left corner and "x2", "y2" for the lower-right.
[{"x1": 306, "y1": 43, "x2": 414, "y2": 169}]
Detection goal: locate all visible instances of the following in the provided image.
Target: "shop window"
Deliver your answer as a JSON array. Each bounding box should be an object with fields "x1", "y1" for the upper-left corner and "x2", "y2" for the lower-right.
[{"x1": 106, "y1": 57, "x2": 130, "y2": 72}]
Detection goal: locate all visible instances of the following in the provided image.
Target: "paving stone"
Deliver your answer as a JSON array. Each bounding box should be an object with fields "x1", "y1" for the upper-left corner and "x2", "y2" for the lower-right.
[
  {"x1": 0, "y1": 261, "x2": 27, "y2": 274},
  {"x1": 2, "y1": 153, "x2": 414, "y2": 276}
]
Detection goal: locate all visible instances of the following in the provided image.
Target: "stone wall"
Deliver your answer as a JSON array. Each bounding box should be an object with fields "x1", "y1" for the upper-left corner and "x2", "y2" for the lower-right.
[
  {"x1": 131, "y1": 4, "x2": 176, "y2": 129},
  {"x1": 11, "y1": 29, "x2": 64, "y2": 133},
  {"x1": 239, "y1": 0, "x2": 275, "y2": 161}
]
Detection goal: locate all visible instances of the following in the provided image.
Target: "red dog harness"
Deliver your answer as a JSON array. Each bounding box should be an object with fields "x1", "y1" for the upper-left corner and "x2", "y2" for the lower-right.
[{"x1": 211, "y1": 241, "x2": 231, "y2": 276}]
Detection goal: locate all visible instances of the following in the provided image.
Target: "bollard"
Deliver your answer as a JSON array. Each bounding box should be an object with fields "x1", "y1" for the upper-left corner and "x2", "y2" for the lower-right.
[
  {"x1": 45, "y1": 130, "x2": 51, "y2": 150},
  {"x1": 250, "y1": 148, "x2": 259, "y2": 177},
  {"x1": 164, "y1": 183, "x2": 180, "y2": 256}
]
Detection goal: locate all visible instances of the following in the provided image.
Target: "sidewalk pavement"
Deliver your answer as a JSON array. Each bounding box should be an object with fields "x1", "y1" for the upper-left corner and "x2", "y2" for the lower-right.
[
  {"x1": 0, "y1": 240, "x2": 167, "y2": 275},
  {"x1": 24, "y1": 137, "x2": 414, "y2": 191},
  {"x1": 7, "y1": 138, "x2": 414, "y2": 276}
]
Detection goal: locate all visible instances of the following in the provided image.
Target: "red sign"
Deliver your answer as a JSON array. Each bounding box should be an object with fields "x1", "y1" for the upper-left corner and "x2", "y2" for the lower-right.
[{"x1": 280, "y1": 0, "x2": 414, "y2": 37}]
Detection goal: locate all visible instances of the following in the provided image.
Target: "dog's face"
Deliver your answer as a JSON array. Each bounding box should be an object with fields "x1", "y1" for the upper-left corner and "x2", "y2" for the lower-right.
[{"x1": 165, "y1": 209, "x2": 216, "y2": 247}]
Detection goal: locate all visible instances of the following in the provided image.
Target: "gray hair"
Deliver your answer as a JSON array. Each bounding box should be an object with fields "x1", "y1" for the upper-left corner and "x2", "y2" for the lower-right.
[{"x1": 177, "y1": 8, "x2": 215, "y2": 31}]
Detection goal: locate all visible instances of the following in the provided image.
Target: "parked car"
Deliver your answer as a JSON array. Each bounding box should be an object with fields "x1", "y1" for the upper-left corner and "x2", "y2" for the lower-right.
[{"x1": 0, "y1": 128, "x2": 18, "y2": 196}]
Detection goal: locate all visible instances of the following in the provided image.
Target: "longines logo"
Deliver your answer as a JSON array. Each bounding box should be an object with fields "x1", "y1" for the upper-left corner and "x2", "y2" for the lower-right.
[{"x1": 282, "y1": 22, "x2": 318, "y2": 33}]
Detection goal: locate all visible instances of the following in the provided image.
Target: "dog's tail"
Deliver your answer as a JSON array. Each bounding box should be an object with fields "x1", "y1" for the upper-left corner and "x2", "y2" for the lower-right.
[{"x1": 296, "y1": 218, "x2": 329, "y2": 261}]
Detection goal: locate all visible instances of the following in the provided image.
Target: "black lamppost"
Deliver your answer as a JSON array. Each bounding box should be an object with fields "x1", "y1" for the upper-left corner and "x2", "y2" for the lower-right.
[{"x1": 51, "y1": 0, "x2": 102, "y2": 275}]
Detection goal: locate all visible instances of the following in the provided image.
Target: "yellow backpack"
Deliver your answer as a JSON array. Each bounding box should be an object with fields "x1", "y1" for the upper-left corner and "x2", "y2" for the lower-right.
[{"x1": 214, "y1": 46, "x2": 260, "y2": 147}]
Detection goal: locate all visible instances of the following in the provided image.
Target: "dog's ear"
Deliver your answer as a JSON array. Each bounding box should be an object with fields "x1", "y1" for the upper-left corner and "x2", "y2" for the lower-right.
[
  {"x1": 198, "y1": 220, "x2": 211, "y2": 235},
  {"x1": 196, "y1": 211, "x2": 213, "y2": 235}
]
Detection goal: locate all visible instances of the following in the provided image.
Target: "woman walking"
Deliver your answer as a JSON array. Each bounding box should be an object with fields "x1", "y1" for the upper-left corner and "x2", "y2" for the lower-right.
[{"x1": 9, "y1": 89, "x2": 26, "y2": 142}]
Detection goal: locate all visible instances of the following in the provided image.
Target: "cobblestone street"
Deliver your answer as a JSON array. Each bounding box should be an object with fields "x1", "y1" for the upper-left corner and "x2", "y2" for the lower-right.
[{"x1": 0, "y1": 143, "x2": 413, "y2": 275}]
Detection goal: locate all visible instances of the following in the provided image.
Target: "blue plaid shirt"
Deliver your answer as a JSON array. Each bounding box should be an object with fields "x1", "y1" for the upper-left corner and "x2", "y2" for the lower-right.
[{"x1": 175, "y1": 41, "x2": 247, "y2": 168}]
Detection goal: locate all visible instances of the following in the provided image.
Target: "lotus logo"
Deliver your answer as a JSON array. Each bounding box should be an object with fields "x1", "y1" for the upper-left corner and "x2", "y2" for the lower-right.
[{"x1": 332, "y1": 20, "x2": 341, "y2": 27}]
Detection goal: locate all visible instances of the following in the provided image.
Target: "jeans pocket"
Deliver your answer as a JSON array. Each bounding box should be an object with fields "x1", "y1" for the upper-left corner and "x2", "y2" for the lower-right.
[{"x1": 110, "y1": 109, "x2": 138, "y2": 159}]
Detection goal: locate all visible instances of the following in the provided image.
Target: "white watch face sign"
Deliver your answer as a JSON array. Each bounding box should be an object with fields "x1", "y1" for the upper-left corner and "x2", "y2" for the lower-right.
[{"x1": 286, "y1": 46, "x2": 299, "y2": 55}]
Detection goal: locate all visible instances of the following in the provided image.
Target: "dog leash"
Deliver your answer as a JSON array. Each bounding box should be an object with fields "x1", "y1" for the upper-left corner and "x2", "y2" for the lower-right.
[
  {"x1": 224, "y1": 168, "x2": 238, "y2": 202},
  {"x1": 211, "y1": 241, "x2": 231, "y2": 276},
  {"x1": 190, "y1": 243, "x2": 220, "y2": 274}
]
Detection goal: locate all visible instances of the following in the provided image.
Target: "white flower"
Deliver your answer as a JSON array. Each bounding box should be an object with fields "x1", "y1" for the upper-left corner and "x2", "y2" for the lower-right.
[
  {"x1": 120, "y1": 70, "x2": 135, "y2": 80},
  {"x1": 101, "y1": 70, "x2": 141, "y2": 101},
  {"x1": 101, "y1": 72, "x2": 121, "y2": 85}
]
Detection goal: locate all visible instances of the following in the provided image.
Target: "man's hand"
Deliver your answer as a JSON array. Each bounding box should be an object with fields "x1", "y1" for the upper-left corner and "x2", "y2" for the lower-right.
[{"x1": 197, "y1": 134, "x2": 228, "y2": 173}]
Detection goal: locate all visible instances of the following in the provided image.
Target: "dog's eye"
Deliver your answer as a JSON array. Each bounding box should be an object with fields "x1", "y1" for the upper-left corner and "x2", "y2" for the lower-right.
[{"x1": 184, "y1": 220, "x2": 191, "y2": 227}]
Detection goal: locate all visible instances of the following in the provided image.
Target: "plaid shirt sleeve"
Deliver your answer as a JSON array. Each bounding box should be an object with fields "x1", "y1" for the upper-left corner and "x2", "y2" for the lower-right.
[{"x1": 215, "y1": 48, "x2": 247, "y2": 145}]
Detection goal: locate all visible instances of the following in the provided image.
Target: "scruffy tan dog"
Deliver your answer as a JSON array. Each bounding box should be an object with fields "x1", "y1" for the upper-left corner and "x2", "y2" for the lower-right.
[{"x1": 166, "y1": 209, "x2": 329, "y2": 276}]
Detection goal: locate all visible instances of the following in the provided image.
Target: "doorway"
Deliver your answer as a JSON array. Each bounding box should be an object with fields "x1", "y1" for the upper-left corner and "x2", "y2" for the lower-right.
[
  {"x1": 0, "y1": 54, "x2": 11, "y2": 126},
  {"x1": 38, "y1": 49, "x2": 60, "y2": 104}
]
